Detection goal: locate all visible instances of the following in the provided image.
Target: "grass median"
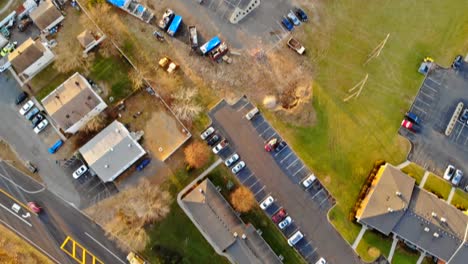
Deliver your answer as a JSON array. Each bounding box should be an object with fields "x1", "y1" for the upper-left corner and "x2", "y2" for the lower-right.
[
  {"x1": 423, "y1": 173, "x2": 452, "y2": 200},
  {"x1": 401, "y1": 163, "x2": 426, "y2": 185}
]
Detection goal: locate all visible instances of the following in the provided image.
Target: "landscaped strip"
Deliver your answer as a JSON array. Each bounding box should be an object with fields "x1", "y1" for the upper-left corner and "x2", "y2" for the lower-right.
[
  {"x1": 400, "y1": 163, "x2": 425, "y2": 185},
  {"x1": 423, "y1": 173, "x2": 452, "y2": 200},
  {"x1": 451, "y1": 189, "x2": 468, "y2": 211}
]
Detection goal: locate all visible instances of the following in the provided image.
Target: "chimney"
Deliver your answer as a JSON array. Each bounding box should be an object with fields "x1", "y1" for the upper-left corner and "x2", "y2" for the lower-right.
[
  {"x1": 424, "y1": 227, "x2": 430, "y2": 232},
  {"x1": 433, "y1": 232, "x2": 439, "y2": 238},
  {"x1": 109, "y1": 148, "x2": 113, "y2": 152},
  {"x1": 198, "y1": 188, "x2": 204, "y2": 194},
  {"x1": 104, "y1": 164, "x2": 109, "y2": 168}
]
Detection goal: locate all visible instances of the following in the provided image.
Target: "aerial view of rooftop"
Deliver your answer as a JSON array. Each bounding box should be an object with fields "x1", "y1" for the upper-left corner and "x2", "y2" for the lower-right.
[{"x1": 0, "y1": 0, "x2": 467, "y2": 263}]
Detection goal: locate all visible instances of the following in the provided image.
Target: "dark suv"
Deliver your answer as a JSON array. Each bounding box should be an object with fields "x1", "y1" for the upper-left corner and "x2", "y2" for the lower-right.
[
  {"x1": 452, "y1": 55, "x2": 463, "y2": 69},
  {"x1": 15, "y1": 92, "x2": 28, "y2": 105}
]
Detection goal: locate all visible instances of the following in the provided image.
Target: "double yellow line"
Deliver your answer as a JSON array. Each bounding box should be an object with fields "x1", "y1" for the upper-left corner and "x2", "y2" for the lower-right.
[
  {"x1": 60, "y1": 236, "x2": 104, "y2": 264},
  {"x1": 0, "y1": 188, "x2": 36, "y2": 214}
]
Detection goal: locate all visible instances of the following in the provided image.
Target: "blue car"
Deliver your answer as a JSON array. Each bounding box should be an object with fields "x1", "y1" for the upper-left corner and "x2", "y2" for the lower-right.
[
  {"x1": 136, "y1": 158, "x2": 151, "y2": 171},
  {"x1": 281, "y1": 17, "x2": 293, "y2": 31},
  {"x1": 48, "y1": 139, "x2": 63, "y2": 154}
]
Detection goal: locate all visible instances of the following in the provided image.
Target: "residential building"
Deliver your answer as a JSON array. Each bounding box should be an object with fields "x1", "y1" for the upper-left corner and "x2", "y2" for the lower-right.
[
  {"x1": 29, "y1": 0, "x2": 64, "y2": 33},
  {"x1": 356, "y1": 164, "x2": 468, "y2": 264},
  {"x1": 79, "y1": 121, "x2": 146, "y2": 182},
  {"x1": 41, "y1": 72, "x2": 107, "y2": 134},
  {"x1": 8, "y1": 38, "x2": 55, "y2": 83}
]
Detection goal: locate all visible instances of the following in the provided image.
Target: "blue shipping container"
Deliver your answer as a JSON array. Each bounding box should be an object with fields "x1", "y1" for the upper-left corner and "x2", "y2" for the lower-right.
[
  {"x1": 200, "y1": 36, "x2": 221, "y2": 55},
  {"x1": 167, "y1": 15, "x2": 182, "y2": 36}
]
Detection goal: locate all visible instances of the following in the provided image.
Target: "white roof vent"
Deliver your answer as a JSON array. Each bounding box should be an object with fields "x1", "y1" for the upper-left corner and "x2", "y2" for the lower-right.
[
  {"x1": 110, "y1": 148, "x2": 114, "y2": 152},
  {"x1": 233, "y1": 232, "x2": 238, "y2": 237},
  {"x1": 433, "y1": 232, "x2": 439, "y2": 238},
  {"x1": 387, "y1": 207, "x2": 394, "y2": 213},
  {"x1": 424, "y1": 227, "x2": 430, "y2": 232},
  {"x1": 128, "y1": 143, "x2": 132, "y2": 148},
  {"x1": 104, "y1": 164, "x2": 109, "y2": 168},
  {"x1": 431, "y1": 212, "x2": 437, "y2": 218},
  {"x1": 441, "y1": 217, "x2": 446, "y2": 223},
  {"x1": 198, "y1": 188, "x2": 204, "y2": 194},
  {"x1": 395, "y1": 191, "x2": 402, "y2": 196}
]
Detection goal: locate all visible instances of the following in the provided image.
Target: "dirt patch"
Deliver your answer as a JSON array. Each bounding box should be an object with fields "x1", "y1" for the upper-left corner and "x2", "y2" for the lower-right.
[
  {"x1": 367, "y1": 247, "x2": 380, "y2": 259},
  {"x1": 0, "y1": 141, "x2": 42, "y2": 182}
]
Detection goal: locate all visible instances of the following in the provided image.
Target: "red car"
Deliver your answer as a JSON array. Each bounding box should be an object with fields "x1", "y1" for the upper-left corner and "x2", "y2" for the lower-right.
[
  {"x1": 401, "y1": 119, "x2": 419, "y2": 132},
  {"x1": 264, "y1": 138, "x2": 279, "y2": 152},
  {"x1": 28, "y1": 202, "x2": 42, "y2": 214},
  {"x1": 272, "y1": 208, "x2": 287, "y2": 224}
]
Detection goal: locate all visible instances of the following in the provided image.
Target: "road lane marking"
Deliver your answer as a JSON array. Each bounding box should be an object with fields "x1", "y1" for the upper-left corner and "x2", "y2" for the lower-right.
[
  {"x1": 280, "y1": 152, "x2": 293, "y2": 163},
  {"x1": 0, "y1": 202, "x2": 32, "y2": 227},
  {"x1": 84, "y1": 232, "x2": 127, "y2": 264},
  {"x1": 0, "y1": 218, "x2": 61, "y2": 263},
  {"x1": 0, "y1": 162, "x2": 46, "y2": 193},
  {"x1": 0, "y1": 188, "x2": 35, "y2": 214},
  {"x1": 61, "y1": 236, "x2": 105, "y2": 264}
]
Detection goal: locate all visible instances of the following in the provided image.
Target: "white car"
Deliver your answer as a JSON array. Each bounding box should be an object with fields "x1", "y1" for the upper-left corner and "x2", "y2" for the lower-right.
[
  {"x1": 33, "y1": 119, "x2": 48, "y2": 134},
  {"x1": 287, "y1": 10, "x2": 301, "y2": 26},
  {"x1": 200, "y1": 127, "x2": 215, "y2": 140},
  {"x1": 73, "y1": 165, "x2": 88, "y2": 179},
  {"x1": 224, "y1": 153, "x2": 239, "y2": 167},
  {"x1": 315, "y1": 257, "x2": 327, "y2": 264},
  {"x1": 451, "y1": 170, "x2": 463, "y2": 186},
  {"x1": 444, "y1": 165, "x2": 456, "y2": 180},
  {"x1": 260, "y1": 196, "x2": 274, "y2": 210},
  {"x1": 231, "y1": 161, "x2": 245, "y2": 174},
  {"x1": 19, "y1": 100, "x2": 34, "y2": 115},
  {"x1": 245, "y1": 107, "x2": 259, "y2": 120},
  {"x1": 287, "y1": 231, "x2": 304, "y2": 246},
  {"x1": 278, "y1": 216, "x2": 292, "y2": 229},
  {"x1": 212, "y1": 140, "x2": 228, "y2": 154},
  {"x1": 302, "y1": 174, "x2": 317, "y2": 188}
]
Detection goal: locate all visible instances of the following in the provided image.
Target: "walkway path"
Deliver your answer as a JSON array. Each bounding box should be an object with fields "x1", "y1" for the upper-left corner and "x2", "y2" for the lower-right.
[
  {"x1": 447, "y1": 187, "x2": 456, "y2": 203},
  {"x1": 387, "y1": 235, "x2": 398, "y2": 263},
  {"x1": 352, "y1": 225, "x2": 368, "y2": 250},
  {"x1": 419, "y1": 171, "x2": 430, "y2": 188},
  {"x1": 0, "y1": 0, "x2": 14, "y2": 15},
  {"x1": 396, "y1": 160, "x2": 411, "y2": 169}
]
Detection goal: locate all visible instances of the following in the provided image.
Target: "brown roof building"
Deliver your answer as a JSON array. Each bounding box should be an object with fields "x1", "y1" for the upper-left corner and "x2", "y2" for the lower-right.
[{"x1": 29, "y1": 0, "x2": 64, "y2": 32}]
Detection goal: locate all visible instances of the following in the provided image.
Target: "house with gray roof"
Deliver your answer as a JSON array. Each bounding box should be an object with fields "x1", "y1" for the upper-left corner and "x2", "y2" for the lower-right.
[
  {"x1": 356, "y1": 164, "x2": 468, "y2": 264},
  {"x1": 79, "y1": 120, "x2": 146, "y2": 182}
]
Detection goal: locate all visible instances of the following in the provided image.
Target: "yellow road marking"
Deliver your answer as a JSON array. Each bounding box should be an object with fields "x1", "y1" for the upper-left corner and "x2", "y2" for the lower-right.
[
  {"x1": 60, "y1": 236, "x2": 104, "y2": 264},
  {"x1": 0, "y1": 188, "x2": 35, "y2": 214}
]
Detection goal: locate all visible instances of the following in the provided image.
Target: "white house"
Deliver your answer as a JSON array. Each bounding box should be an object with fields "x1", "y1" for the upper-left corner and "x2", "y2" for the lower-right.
[{"x1": 41, "y1": 72, "x2": 107, "y2": 134}]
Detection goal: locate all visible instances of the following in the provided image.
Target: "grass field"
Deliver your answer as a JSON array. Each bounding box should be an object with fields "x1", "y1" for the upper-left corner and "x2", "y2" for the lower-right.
[
  {"x1": 264, "y1": 0, "x2": 468, "y2": 259},
  {"x1": 401, "y1": 163, "x2": 426, "y2": 185},
  {"x1": 423, "y1": 173, "x2": 452, "y2": 200}
]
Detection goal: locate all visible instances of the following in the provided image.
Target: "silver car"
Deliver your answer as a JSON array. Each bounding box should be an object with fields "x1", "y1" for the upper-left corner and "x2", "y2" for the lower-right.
[
  {"x1": 224, "y1": 153, "x2": 239, "y2": 167},
  {"x1": 278, "y1": 216, "x2": 292, "y2": 229},
  {"x1": 451, "y1": 170, "x2": 463, "y2": 186},
  {"x1": 231, "y1": 161, "x2": 245, "y2": 174}
]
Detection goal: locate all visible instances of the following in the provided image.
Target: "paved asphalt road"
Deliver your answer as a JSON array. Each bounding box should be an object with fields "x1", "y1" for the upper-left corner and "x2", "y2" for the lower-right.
[
  {"x1": 0, "y1": 72, "x2": 81, "y2": 206},
  {"x1": 0, "y1": 160, "x2": 127, "y2": 264},
  {"x1": 209, "y1": 99, "x2": 361, "y2": 264}
]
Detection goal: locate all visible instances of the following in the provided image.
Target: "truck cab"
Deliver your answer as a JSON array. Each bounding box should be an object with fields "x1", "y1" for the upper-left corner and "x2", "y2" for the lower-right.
[{"x1": 127, "y1": 252, "x2": 147, "y2": 264}]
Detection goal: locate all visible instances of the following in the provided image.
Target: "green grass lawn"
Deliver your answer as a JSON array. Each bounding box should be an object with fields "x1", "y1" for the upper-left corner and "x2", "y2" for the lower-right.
[
  {"x1": 30, "y1": 64, "x2": 76, "y2": 101},
  {"x1": 355, "y1": 232, "x2": 391, "y2": 262},
  {"x1": 264, "y1": 0, "x2": 468, "y2": 260},
  {"x1": 208, "y1": 167, "x2": 306, "y2": 264},
  {"x1": 401, "y1": 163, "x2": 426, "y2": 185},
  {"x1": 423, "y1": 174, "x2": 452, "y2": 200},
  {"x1": 451, "y1": 189, "x2": 468, "y2": 211}
]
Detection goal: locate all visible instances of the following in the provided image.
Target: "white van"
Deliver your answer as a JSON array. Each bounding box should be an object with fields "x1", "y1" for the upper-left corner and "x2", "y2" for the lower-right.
[
  {"x1": 245, "y1": 107, "x2": 259, "y2": 120},
  {"x1": 287, "y1": 231, "x2": 304, "y2": 246}
]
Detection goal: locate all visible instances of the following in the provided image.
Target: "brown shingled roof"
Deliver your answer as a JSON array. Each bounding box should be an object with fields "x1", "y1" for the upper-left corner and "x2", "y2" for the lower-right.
[
  {"x1": 29, "y1": 0, "x2": 63, "y2": 31},
  {"x1": 8, "y1": 38, "x2": 44, "y2": 74}
]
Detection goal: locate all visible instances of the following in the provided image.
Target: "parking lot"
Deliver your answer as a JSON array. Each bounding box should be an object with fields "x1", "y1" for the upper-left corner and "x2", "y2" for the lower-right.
[
  {"x1": 169, "y1": 0, "x2": 299, "y2": 50},
  {"x1": 207, "y1": 97, "x2": 360, "y2": 264},
  {"x1": 400, "y1": 63, "x2": 468, "y2": 189}
]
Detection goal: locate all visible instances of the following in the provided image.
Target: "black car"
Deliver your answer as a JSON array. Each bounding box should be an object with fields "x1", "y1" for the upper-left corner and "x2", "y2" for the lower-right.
[
  {"x1": 31, "y1": 114, "x2": 44, "y2": 127},
  {"x1": 275, "y1": 141, "x2": 288, "y2": 152},
  {"x1": 460, "y1": 109, "x2": 468, "y2": 124},
  {"x1": 207, "y1": 134, "x2": 221, "y2": 146},
  {"x1": 294, "y1": 7, "x2": 308, "y2": 22},
  {"x1": 452, "y1": 55, "x2": 463, "y2": 69},
  {"x1": 15, "y1": 92, "x2": 28, "y2": 105}
]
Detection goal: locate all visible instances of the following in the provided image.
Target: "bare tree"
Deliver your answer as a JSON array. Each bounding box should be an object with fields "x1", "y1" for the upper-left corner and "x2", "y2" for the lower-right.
[
  {"x1": 230, "y1": 186, "x2": 256, "y2": 213},
  {"x1": 81, "y1": 114, "x2": 107, "y2": 133},
  {"x1": 184, "y1": 141, "x2": 210, "y2": 169},
  {"x1": 128, "y1": 69, "x2": 146, "y2": 92},
  {"x1": 171, "y1": 88, "x2": 203, "y2": 121}
]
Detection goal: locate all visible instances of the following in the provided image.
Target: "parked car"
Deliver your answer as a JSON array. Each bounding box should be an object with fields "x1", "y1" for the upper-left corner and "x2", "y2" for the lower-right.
[
  {"x1": 405, "y1": 112, "x2": 421, "y2": 125},
  {"x1": 33, "y1": 119, "x2": 48, "y2": 134},
  {"x1": 444, "y1": 165, "x2": 456, "y2": 180},
  {"x1": 302, "y1": 174, "x2": 317, "y2": 189},
  {"x1": 260, "y1": 196, "x2": 274, "y2": 210},
  {"x1": 401, "y1": 119, "x2": 419, "y2": 133},
  {"x1": 245, "y1": 107, "x2": 259, "y2": 120},
  {"x1": 287, "y1": 11, "x2": 301, "y2": 26},
  {"x1": 19, "y1": 100, "x2": 34, "y2": 115},
  {"x1": 15, "y1": 92, "x2": 28, "y2": 105},
  {"x1": 212, "y1": 139, "x2": 228, "y2": 154},
  {"x1": 278, "y1": 216, "x2": 292, "y2": 229},
  {"x1": 27, "y1": 201, "x2": 42, "y2": 214},
  {"x1": 31, "y1": 114, "x2": 44, "y2": 127},
  {"x1": 231, "y1": 161, "x2": 245, "y2": 174},
  {"x1": 0, "y1": 41, "x2": 17, "y2": 57},
  {"x1": 72, "y1": 165, "x2": 88, "y2": 179},
  {"x1": 452, "y1": 170, "x2": 463, "y2": 186},
  {"x1": 206, "y1": 134, "x2": 221, "y2": 146},
  {"x1": 136, "y1": 158, "x2": 151, "y2": 171},
  {"x1": 25, "y1": 107, "x2": 39, "y2": 120},
  {"x1": 201, "y1": 127, "x2": 215, "y2": 140},
  {"x1": 48, "y1": 139, "x2": 63, "y2": 154},
  {"x1": 281, "y1": 17, "x2": 294, "y2": 31},
  {"x1": 460, "y1": 109, "x2": 468, "y2": 124},
  {"x1": 25, "y1": 161, "x2": 37, "y2": 173},
  {"x1": 271, "y1": 208, "x2": 287, "y2": 224},
  {"x1": 275, "y1": 141, "x2": 287, "y2": 153},
  {"x1": 264, "y1": 138, "x2": 279, "y2": 152},
  {"x1": 224, "y1": 153, "x2": 239, "y2": 167},
  {"x1": 287, "y1": 230, "x2": 304, "y2": 246},
  {"x1": 315, "y1": 258, "x2": 327, "y2": 264},
  {"x1": 294, "y1": 7, "x2": 308, "y2": 22},
  {"x1": 452, "y1": 55, "x2": 463, "y2": 69}
]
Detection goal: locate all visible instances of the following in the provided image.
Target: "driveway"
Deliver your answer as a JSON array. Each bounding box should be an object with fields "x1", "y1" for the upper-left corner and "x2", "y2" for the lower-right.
[
  {"x1": 208, "y1": 97, "x2": 361, "y2": 264},
  {"x1": 0, "y1": 71, "x2": 81, "y2": 207}
]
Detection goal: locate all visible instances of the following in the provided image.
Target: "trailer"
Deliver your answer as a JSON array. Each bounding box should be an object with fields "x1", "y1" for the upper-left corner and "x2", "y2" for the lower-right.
[
  {"x1": 200, "y1": 36, "x2": 221, "y2": 55},
  {"x1": 287, "y1": 37, "x2": 305, "y2": 55},
  {"x1": 210, "y1": 42, "x2": 229, "y2": 61},
  {"x1": 188, "y1": 26, "x2": 198, "y2": 49},
  {"x1": 167, "y1": 15, "x2": 182, "y2": 37}
]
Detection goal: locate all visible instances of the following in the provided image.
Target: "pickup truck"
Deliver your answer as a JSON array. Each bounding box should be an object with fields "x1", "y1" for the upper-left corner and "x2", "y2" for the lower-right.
[
  {"x1": 287, "y1": 37, "x2": 305, "y2": 55},
  {"x1": 158, "y1": 9, "x2": 174, "y2": 30},
  {"x1": 188, "y1": 26, "x2": 198, "y2": 49},
  {"x1": 158, "y1": 57, "x2": 178, "y2": 73}
]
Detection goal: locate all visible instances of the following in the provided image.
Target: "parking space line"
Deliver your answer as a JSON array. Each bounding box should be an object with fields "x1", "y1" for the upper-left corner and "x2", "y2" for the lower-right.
[
  {"x1": 241, "y1": 173, "x2": 254, "y2": 184},
  {"x1": 412, "y1": 104, "x2": 427, "y2": 115},
  {"x1": 423, "y1": 83, "x2": 438, "y2": 93},
  {"x1": 265, "y1": 133, "x2": 277, "y2": 143},
  {"x1": 254, "y1": 185, "x2": 266, "y2": 196},
  {"x1": 420, "y1": 90, "x2": 435, "y2": 100},
  {"x1": 259, "y1": 126, "x2": 272, "y2": 137},
  {"x1": 274, "y1": 146, "x2": 288, "y2": 156},
  {"x1": 275, "y1": 20, "x2": 289, "y2": 35},
  {"x1": 299, "y1": 241, "x2": 312, "y2": 250},
  {"x1": 236, "y1": 101, "x2": 249, "y2": 112},
  {"x1": 319, "y1": 196, "x2": 329, "y2": 206},
  {"x1": 280, "y1": 152, "x2": 293, "y2": 163},
  {"x1": 311, "y1": 188, "x2": 324, "y2": 200},
  {"x1": 286, "y1": 158, "x2": 299, "y2": 169},
  {"x1": 456, "y1": 125, "x2": 464, "y2": 141},
  {"x1": 254, "y1": 120, "x2": 265, "y2": 129},
  {"x1": 304, "y1": 247, "x2": 317, "y2": 259},
  {"x1": 415, "y1": 97, "x2": 431, "y2": 106},
  {"x1": 248, "y1": 179, "x2": 260, "y2": 188},
  {"x1": 292, "y1": 165, "x2": 305, "y2": 177},
  {"x1": 427, "y1": 76, "x2": 442, "y2": 86}
]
